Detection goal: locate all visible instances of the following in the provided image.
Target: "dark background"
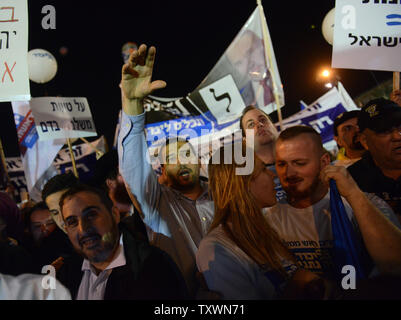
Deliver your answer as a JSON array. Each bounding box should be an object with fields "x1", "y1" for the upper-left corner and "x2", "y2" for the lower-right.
[{"x1": 0, "y1": 0, "x2": 392, "y2": 157}]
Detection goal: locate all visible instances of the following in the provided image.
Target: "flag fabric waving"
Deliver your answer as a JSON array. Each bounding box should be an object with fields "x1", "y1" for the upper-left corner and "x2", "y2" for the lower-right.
[
  {"x1": 329, "y1": 179, "x2": 367, "y2": 281},
  {"x1": 5, "y1": 136, "x2": 106, "y2": 202},
  {"x1": 275, "y1": 82, "x2": 358, "y2": 152},
  {"x1": 188, "y1": 6, "x2": 284, "y2": 124},
  {"x1": 11, "y1": 101, "x2": 65, "y2": 200}
]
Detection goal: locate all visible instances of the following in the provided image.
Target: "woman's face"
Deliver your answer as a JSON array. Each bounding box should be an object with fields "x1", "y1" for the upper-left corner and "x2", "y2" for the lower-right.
[{"x1": 249, "y1": 159, "x2": 277, "y2": 208}]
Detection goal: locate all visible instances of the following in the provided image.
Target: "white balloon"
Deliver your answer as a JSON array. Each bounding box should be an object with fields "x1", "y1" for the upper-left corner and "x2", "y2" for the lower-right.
[
  {"x1": 28, "y1": 49, "x2": 58, "y2": 84},
  {"x1": 322, "y1": 8, "x2": 335, "y2": 45}
]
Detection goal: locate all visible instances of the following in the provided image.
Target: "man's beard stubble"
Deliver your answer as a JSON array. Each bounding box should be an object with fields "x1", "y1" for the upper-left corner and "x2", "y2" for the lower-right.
[
  {"x1": 284, "y1": 174, "x2": 323, "y2": 203},
  {"x1": 75, "y1": 224, "x2": 120, "y2": 264}
]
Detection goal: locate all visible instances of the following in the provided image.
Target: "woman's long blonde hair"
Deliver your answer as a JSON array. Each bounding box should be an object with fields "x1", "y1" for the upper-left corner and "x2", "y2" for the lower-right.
[{"x1": 208, "y1": 143, "x2": 294, "y2": 275}]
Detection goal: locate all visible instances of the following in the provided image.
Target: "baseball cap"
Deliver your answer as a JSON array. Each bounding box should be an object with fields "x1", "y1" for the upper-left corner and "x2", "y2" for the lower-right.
[
  {"x1": 333, "y1": 110, "x2": 361, "y2": 136},
  {"x1": 358, "y1": 98, "x2": 401, "y2": 133}
]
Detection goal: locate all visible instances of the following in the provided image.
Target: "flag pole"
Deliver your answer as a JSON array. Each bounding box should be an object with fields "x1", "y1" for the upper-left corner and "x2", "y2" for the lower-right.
[
  {"x1": 79, "y1": 137, "x2": 104, "y2": 159},
  {"x1": 67, "y1": 138, "x2": 79, "y2": 178},
  {"x1": 394, "y1": 72, "x2": 400, "y2": 92},
  {"x1": 0, "y1": 138, "x2": 10, "y2": 183},
  {"x1": 257, "y1": 0, "x2": 284, "y2": 130}
]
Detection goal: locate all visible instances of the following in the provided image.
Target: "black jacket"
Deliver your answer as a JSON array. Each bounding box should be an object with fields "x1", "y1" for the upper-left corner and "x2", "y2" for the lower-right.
[
  {"x1": 56, "y1": 216, "x2": 188, "y2": 300},
  {"x1": 348, "y1": 152, "x2": 401, "y2": 218}
]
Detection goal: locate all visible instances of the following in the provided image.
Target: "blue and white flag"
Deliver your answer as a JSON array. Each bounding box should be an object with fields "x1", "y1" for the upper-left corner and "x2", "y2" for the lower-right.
[
  {"x1": 275, "y1": 82, "x2": 358, "y2": 151},
  {"x1": 11, "y1": 101, "x2": 64, "y2": 200},
  {"x1": 330, "y1": 180, "x2": 366, "y2": 281},
  {"x1": 5, "y1": 136, "x2": 106, "y2": 202},
  {"x1": 190, "y1": 5, "x2": 284, "y2": 123}
]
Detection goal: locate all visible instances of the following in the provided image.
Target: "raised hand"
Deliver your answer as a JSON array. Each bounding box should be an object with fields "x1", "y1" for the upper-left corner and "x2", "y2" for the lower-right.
[{"x1": 121, "y1": 44, "x2": 167, "y2": 115}]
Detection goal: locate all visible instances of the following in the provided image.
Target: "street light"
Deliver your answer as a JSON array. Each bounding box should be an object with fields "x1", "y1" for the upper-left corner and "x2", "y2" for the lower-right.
[
  {"x1": 316, "y1": 67, "x2": 340, "y2": 89},
  {"x1": 322, "y1": 69, "x2": 330, "y2": 78}
]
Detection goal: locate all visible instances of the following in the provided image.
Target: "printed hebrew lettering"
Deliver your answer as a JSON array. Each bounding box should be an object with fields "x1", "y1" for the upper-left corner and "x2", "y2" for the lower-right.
[
  {"x1": 348, "y1": 33, "x2": 358, "y2": 45},
  {"x1": 209, "y1": 88, "x2": 232, "y2": 113},
  {"x1": 1, "y1": 61, "x2": 16, "y2": 83},
  {"x1": 383, "y1": 36, "x2": 398, "y2": 47},
  {"x1": 359, "y1": 36, "x2": 371, "y2": 46}
]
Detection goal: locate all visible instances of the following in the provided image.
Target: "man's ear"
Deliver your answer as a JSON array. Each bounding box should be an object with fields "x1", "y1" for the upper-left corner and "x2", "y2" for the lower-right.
[
  {"x1": 320, "y1": 151, "x2": 331, "y2": 168},
  {"x1": 106, "y1": 178, "x2": 117, "y2": 190},
  {"x1": 359, "y1": 132, "x2": 369, "y2": 150},
  {"x1": 333, "y1": 136, "x2": 343, "y2": 148}
]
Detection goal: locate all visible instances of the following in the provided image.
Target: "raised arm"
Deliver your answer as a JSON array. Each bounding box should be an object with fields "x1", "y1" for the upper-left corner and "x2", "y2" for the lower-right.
[
  {"x1": 118, "y1": 44, "x2": 167, "y2": 229},
  {"x1": 121, "y1": 44, "x2": 166, "y2": 115},
  {"x1": 321, "y1": 165, "x2": 401, "y2": 276}
]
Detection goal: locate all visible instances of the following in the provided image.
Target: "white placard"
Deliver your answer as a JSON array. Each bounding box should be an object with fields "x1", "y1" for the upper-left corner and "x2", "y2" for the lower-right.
[
  {"x1": 199, "y1": 74, "x2": 246, "y2": 125},
  {"x1": 29, "y1": 97, "x2": 97, "y2": 141},
  {"x1": 0, "y1": 0, "x2": 30, "y2": 102},
  {"x1": 332, "y1": 0, "x2": 401, "y2": 72}
]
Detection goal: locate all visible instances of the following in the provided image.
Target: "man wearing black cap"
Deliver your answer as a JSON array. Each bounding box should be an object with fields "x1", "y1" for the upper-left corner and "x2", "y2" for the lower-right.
[
  {"x1": 348, "y1": 98, "x2": 401, "y2": 224},
  {"x1": 333, "y1": 110, "x2": 365, "y2": 167}
]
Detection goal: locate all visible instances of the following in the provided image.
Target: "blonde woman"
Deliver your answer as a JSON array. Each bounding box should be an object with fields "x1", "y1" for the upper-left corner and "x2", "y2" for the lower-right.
[{"x1": 196, "y1": 144, "x2": 324, "y2": 299}]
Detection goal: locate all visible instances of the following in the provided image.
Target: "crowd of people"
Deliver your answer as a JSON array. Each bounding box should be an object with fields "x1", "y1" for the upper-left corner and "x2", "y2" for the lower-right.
[{"x1": 1, "y1": 43, "x2": 401, "y2": 300}]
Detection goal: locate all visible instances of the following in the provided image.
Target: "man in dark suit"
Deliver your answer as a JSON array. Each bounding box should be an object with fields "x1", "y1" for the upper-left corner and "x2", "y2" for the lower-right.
[{"x1": 56, "y1": 184, "x2": 188, "y2": 300}]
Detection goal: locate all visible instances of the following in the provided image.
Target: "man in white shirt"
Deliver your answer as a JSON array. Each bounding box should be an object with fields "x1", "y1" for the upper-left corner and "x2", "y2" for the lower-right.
[
  {"x1": 265, "y1": 125, "x2": 401, "y2": 281},
  {"x1": 56, "y1": 184, "x2": 188, "y2": 299}
]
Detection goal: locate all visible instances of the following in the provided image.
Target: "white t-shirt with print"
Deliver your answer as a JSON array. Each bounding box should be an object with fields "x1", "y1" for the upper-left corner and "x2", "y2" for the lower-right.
[{"x1": 264, "y1": 192, "x2": 400, "y2": 279}]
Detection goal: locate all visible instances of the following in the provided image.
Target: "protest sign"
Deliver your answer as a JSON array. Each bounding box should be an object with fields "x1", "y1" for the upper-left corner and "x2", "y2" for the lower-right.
[
  {"x1": 29, "y1": 97, "x2": 97, "y2": 141},
  {"x1": 332, "y1": 0, "x2": 401, "y2": 72},
  {"x1": 198, "y1": 75, "x2": 246, "y2": 124},
  {"x1": 0, "y1": 0, "x2": 30, "y2": 102}
]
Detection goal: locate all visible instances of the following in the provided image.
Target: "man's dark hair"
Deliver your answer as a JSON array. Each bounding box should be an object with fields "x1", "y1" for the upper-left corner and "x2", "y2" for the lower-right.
[
  {"x1": 59, "y1": 184, "x2": 114, "y2": 218},
  {"x1": 42, "y1": 172, "x2": 80, "y2": 201},
  {"x1": 88, "y1": 150, "x2": 119, "y2": 191},
  {"x1": 278, "y1": 125, "x2": 325, "y2": 155},
  {"x1": 239, "y1": 105, "x2": 273, "y2": 137}
]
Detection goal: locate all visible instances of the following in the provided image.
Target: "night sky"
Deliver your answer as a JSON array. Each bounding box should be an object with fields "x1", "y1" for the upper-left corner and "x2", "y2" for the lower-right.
[{"x1": 0, "y1": 0, "x2": 392, "y2": 157}]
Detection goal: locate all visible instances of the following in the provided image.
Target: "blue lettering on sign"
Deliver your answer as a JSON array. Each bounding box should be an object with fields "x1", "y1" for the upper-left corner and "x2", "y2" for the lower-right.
[
  {"x1": 282, "y1": 103, "x2": 347, "y2": 144},
  {"x1": 144, "y1": 111, "x2": 239, "y2": 148},
  {"x1": 386, "y1": 14, "x2": 401, "y2": 26}
]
